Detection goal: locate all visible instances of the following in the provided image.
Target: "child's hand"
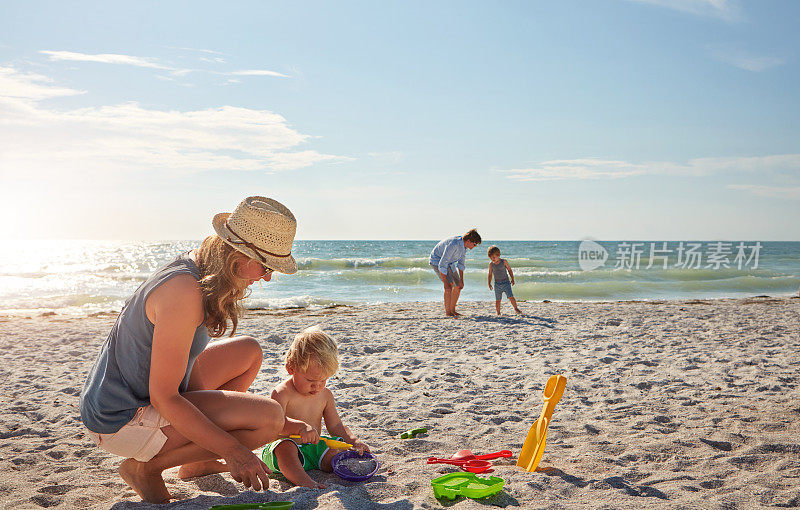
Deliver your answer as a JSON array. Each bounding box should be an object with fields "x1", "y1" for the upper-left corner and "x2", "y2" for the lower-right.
[
  {"x1": 351, "y1": 439, "x2": 370, "y2": 454},
  {"x1": 298, "y1": 423, "x2": 320, "y2": 444},
  {"x1": 511, "y1": 280, "x2": 515, "y2": 286},
  {"x1": 489, "y1": 284, "x2": 493, "y2": 290}
]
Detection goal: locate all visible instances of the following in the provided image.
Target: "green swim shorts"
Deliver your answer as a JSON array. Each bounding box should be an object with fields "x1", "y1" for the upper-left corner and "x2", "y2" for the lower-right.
[{"x1": 261, "y1": 435, "x2": 343, "y2": 474}]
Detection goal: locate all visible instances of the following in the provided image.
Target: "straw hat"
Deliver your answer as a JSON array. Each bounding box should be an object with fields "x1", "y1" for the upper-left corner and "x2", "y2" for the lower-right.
[{"x1": 212, "y1": 196, "x2": 298, "y2": 274}]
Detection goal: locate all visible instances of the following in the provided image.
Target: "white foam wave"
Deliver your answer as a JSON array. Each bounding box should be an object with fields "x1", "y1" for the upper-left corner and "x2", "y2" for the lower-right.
[{"x1": 243, "y1": 295, "x2": 347, "y2": 310}]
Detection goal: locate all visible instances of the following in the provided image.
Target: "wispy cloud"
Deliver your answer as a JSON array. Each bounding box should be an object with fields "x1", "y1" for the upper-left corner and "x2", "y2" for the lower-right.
[
  {"x1": 166, "y1": 46, "x2": 226, "y2": 64},
  {"x1": 367, "y1": 151, "x2": 405, "y2": 164},
  {"x1": 625, "y1": 0, "x2": 742, "y2": 21},
  {"x1": 166, "y1": 46, "x2": 225, "y2": 56},
  {"x1": 0, "y1": 66, "x2": 348, "y2": 178},
  {"x1": 40, "y1": 50, "x2": 287, "y2": 78},
  {"x1": 727, "y1": 184, "x2": 800, "y2": 200},
  {"x1": 500, "y1": 155, "x2": 800, "y2": 181},
  {"x1": 41, "y1": 50, "x2": 171, "y2": 70},
  {"x1": 200, "y1": 56, "x2": 227, "y2": 64},
  {"x1": 0, "y1": 66, "x2": 85, "y2": 100},
  {"x1": 227, "y1": 69, "x2": 289, "y2": 78},
  {"x1": 706, "y1": 44, "x2": 784, "y2": 72}
]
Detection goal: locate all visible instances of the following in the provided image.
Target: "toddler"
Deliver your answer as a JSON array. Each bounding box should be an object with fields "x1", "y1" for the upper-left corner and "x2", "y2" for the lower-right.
[
  {"x1": 262, "y1": 326, "x2": 370, "y2": 489},
  {"x1": 487, "y1": 245, "x2": 522, "y2": 315}
]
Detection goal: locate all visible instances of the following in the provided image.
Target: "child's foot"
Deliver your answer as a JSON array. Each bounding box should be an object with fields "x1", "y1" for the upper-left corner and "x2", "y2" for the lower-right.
[
  {"x1": 515, "y1": 308, "x2": 522, "y2": 315},
  {"x1": 298, "y1": 480, "x2": 326, "y2": 489},
  {"x1": 177, "y1": 460, "x2": 228, "y2": 479},
  {"x1": 119, "y1": 458, "x2": 171, "y2": 504},
  {"x1": 453, "y1": 311, "x2": 463, "y2": 317}
]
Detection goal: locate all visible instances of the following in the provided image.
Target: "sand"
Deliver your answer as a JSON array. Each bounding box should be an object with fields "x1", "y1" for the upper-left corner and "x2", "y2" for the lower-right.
[{"x1": 1, "y1": 297, "x2": 799, "y2": 509}]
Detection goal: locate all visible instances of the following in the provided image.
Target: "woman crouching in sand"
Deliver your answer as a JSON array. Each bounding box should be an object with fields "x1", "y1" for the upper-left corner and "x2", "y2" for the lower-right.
[{"x1": 79, "y1": 197, "x2": 318, "y2": 503}]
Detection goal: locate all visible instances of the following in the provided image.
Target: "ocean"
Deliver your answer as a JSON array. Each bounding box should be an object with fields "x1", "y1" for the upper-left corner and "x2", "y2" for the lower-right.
[{"x1": 0, "y1": 239, "x2": 798, "y2": 316}]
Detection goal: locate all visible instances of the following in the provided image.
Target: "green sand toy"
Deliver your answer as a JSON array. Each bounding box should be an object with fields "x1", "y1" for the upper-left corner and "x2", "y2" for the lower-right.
[
  {"x1": 209, "y1": 502, "x2": 294, "y2": 510},
  {"x1": 399, "y1": 427, "x2": 427, "y2": 439},
  {"x1": 431, "y1": 472, "x2": 505, "y2": 500}
]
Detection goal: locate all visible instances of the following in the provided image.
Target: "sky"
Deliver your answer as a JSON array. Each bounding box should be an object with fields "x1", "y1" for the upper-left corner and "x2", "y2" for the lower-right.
[{"x1": 0, "y1": 0, "x2": 798, "y2": 240}]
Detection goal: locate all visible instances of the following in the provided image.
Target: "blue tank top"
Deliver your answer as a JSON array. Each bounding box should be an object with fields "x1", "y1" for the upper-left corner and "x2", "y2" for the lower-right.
[{"x1": 80, "y1": 253, "x2": 211, "y2": 433}]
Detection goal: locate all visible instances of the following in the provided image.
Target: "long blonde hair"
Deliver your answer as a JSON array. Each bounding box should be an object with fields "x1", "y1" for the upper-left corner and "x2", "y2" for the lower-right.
[{"x1": 194, "y1": 235, "x2": 250, "y2": 337}]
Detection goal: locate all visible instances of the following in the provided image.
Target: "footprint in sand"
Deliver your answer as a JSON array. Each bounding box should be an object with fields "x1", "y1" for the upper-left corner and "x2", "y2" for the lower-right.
[
  {"x1": 699, "y1": 438, "x2": 732, "y2": 451},
  {"x1": 30, "y1": 494, "x2": 62, "y2": 507}
]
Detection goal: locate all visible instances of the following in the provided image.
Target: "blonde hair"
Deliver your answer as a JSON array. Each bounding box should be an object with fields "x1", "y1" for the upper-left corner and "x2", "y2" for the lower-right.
[
  {"x1": 285, "y1": 326, "x2": 339, "y2": 376},
  {"x1": 194, "y1": 235, "x2": 251, "y2": 338}
]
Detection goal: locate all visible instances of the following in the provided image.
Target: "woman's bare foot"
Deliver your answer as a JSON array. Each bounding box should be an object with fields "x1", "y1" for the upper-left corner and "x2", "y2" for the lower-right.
[
  {"x1": 453, "y1": 311, "x2": 463, "y2": 317},
  {"x1": 177, "y1": 460, "x2": 228, "y2": 479},
  {"x1": 119, "y1": 458, "x2": 171, "y2": 504}
]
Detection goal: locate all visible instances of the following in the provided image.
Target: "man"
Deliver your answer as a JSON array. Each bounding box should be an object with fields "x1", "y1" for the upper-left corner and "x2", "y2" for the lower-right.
[{"x1": 429, "y1": 229, "x2": 482, "y2": 316}]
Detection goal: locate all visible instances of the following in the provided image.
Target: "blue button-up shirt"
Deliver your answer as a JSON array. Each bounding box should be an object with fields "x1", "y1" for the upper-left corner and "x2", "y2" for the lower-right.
[{"x1": 429, "y1": 235, "x2": 466, "y2": 275}]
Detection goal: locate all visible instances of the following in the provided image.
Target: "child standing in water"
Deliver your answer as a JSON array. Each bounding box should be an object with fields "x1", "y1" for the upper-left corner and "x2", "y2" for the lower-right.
[
  {"x1": 263, "y1": 326, "x2": 370, "y2": 489},
  {"x1": 487, "y1": 245, "x2": 522, "y2": 315}
]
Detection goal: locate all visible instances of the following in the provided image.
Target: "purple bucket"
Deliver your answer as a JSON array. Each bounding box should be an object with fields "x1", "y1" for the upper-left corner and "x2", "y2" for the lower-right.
[{"x1": 331, "y1": 451, "x2": 379, "y2": 482}]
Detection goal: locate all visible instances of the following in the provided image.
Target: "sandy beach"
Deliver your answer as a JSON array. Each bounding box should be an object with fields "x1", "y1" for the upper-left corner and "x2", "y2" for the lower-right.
[{"x1": 2, "y1": 297, "x2": 799, "y2": 509}]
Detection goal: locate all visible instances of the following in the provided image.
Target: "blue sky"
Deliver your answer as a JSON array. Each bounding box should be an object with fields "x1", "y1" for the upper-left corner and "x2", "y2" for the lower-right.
[{"x1": 0, "y1": 0, "x2": 798, "y2": 240}]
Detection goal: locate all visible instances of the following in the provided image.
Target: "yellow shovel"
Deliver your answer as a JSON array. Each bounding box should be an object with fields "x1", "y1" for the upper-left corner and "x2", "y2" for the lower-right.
[
  {"x1": 289, "y1": 435, "x2": 353, "y2": 449},
  {"x1": 517, "y1": 374, "x2": 567, "y2": 472}
]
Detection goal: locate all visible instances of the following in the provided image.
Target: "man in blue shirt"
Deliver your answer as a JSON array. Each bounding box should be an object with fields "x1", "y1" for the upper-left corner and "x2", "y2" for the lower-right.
[{"x1": 429, "y1": 229, "x2": 482, "y2": 316}]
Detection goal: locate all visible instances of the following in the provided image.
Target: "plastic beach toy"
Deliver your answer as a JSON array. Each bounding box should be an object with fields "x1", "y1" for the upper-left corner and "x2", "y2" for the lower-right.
[
  {"x1": 428, "y1": 449, "x2": 512, "y2": 473},
  {"x1": 427, "y1": 457, "x2": 493, "y2": 473},
  {"x1": 517, "y1": 374, "x2": 567, "y2": 472},
  {"x1": 431, "y1": 472, "x2": 505, "y2": 500},
  {"x1": 450, "y1": 450, "x2": 512, "y2": 462},
  {"x1": 331, "y1": 450, "x2": 380, "y2": 481},
  {"x1": 208, "y1": 502, "x2": 294, "y2": 510},
  {"x1": 399, "y1": 427, "x2": 427, "y2": 439},
  {"x1": 288, "y1": 435, "x2": 353, "y2": 449}
]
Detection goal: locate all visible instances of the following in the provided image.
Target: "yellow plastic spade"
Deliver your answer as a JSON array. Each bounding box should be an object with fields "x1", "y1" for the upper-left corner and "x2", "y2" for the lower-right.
[
  {"x1": 517, "y1": 374, "x2": 567, "y2": 472},
  {"x1": 289, "y1": 436, "x2": 353, "y2": 449}
]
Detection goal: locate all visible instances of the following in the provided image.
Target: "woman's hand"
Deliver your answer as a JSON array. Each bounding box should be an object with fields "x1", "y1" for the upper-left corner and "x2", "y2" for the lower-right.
[{"x1": 224, "y1": 443, "x2": 272, "y2": 491}]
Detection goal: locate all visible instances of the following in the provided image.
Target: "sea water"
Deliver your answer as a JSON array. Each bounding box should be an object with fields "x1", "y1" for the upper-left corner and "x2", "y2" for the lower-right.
[{"x1": 0, "y1": 239, "x2": 798, "y2": 316}]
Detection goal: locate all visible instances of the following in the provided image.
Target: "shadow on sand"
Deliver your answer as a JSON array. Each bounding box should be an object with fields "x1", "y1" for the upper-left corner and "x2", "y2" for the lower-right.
[
  {"x1": 468, "y1": 315, "x2": 556, "y2": 328},
  {"x1": 538, "y1": 467, "x2": 669, "y2": 500},
  {"x1": 109, "y1": 472, "x2": 416, "y2": 509}
]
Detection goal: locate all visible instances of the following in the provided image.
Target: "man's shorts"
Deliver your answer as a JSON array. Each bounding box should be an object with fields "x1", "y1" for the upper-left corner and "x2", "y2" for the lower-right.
[
  {"x1": 85, "y1": 405, "x2": 169, "y2": 462},
  {"x1": 431, "y1": 264, "x2": 461, "y2": 286},
  {"x1": 262, "y1": 435, "x2": 343, "y2": 473},
  {"x1": 494, "y1": 281, "x2": 513, "y2": 300}
]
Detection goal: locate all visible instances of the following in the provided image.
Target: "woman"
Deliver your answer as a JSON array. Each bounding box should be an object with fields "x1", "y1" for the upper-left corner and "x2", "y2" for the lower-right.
[{"x1": 80, "y1": 196, "x2": 317, "y2": 503}]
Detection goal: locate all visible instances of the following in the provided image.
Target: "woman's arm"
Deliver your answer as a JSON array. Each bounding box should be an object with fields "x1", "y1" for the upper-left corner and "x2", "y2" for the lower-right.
[{"x1": 147, "y1": 275, "x2": 250, "y2": 460}]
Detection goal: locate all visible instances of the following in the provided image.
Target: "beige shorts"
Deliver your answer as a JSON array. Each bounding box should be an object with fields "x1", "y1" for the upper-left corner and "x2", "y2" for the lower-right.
[{"x1": 86, "y1": 405, "x2": 170, "y2": 462}]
